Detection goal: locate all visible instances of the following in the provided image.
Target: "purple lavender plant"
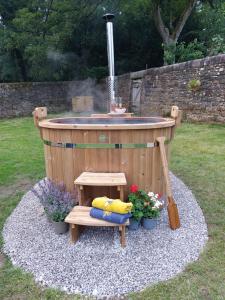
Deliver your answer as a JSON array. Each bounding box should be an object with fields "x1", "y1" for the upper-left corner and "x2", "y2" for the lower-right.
[{"x1": 32, "y1": 179, "x2": 76, "y2": 222}]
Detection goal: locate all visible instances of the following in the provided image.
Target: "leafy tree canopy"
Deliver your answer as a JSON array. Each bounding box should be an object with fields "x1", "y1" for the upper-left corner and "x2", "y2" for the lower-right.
[{"x1": 0, "y1": 0, "x2": 224, "y2": 82}]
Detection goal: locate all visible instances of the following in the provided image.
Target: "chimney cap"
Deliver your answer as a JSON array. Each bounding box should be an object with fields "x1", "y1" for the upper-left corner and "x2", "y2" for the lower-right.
[{"x1": 103, "y1": 13, "x2": 115, "y2": 22}]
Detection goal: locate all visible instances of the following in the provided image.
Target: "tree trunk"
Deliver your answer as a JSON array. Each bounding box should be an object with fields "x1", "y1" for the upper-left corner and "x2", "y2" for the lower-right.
[{"x1": 153, "y1": 0, "x2": 198, "y2": 65}]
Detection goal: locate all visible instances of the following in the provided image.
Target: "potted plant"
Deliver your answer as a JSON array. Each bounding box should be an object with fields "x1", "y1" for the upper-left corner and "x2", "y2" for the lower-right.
[
  {"x1": 48, "y1": 204, "x2": 71, "y2": 235},
  {"x1": 32, "y1": 179, "x2": 76, "y2": 234},
  {"x1": 128, "y1": 185, "x2": 147, "y2": 230},
  {"x1": 142, "y1": 192, "x2": 161, "y2": 230}
]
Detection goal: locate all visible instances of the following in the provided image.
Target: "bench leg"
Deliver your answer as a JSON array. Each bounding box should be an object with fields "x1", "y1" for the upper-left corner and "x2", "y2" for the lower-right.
[
  {"x1": 119, "y1": 225, "x2": 126, "y2": 248},
  {"x1": 70, "y1": 224, "x2": 80, "y2": 243},
  {"x1": 117, "y1": 186, "x2": 124, "y2": 201},
  {"x1": 77, "y1": 185, "x2": 85, "y2": 206}
]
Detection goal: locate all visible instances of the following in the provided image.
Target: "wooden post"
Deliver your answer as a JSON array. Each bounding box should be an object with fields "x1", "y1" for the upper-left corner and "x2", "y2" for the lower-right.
[{"x1": 32, "y1": 107, "x2": 47, "y2": 139}]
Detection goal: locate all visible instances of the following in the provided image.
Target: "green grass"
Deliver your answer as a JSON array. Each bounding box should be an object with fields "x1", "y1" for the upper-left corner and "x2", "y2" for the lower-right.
[
  {"x1": 131, "y1": 123, "x2": 225, "y2": 300},
  {"x1": 0, "y1": 118, "x2": 225, "y2": 299},
  {"x1": 0, "y1": 117, "x2": 44, "y2": 186}
]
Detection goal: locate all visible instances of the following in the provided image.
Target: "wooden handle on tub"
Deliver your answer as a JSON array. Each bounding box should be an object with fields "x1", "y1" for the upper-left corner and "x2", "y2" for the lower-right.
[
  {"x1": 32, "y1": 107, "x2": 47, "y2": 139},
  {"x1": 171, "y1": 106, "x2": 182, "y2": 128},
  {"x1": 32, "y1": 107, "x2": 47, "y2": 127}
]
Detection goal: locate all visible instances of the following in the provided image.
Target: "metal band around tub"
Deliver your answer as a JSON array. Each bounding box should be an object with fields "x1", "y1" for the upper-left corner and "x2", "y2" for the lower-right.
[{"x1": 43, "y1": 139, "x2": 170, "y2": 149}]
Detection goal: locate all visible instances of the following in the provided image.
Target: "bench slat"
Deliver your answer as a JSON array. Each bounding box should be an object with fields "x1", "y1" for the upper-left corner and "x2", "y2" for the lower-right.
[{"x1": 74, "y1": 172, "x2": 127, "y2": 186}]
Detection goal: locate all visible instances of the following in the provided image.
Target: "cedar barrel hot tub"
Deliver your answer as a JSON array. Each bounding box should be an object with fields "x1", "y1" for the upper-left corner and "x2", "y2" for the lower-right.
[{"x1": 34, "y1": 110, "x2": 181, "y2": 201}]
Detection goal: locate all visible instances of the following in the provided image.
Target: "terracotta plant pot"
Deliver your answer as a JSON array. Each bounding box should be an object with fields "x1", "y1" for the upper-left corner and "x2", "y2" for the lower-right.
[
  {"x1": 142, "y1": 218, "x2": 158, "y2": 230},
  {"x1": 128, "y1": 218, "x2": 140, "y2": 230},
  {"x1": 52, "y1": 221, "x2": 69, "y2": 234}
]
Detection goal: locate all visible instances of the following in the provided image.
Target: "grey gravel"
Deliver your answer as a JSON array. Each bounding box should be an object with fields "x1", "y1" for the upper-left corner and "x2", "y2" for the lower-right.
[{"x1": 3, "y1": 173, "x2": 208, "y2": 298}]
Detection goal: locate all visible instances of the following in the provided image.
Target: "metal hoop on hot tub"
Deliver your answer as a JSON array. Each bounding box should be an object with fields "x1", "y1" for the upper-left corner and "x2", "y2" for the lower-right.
[{"x1": 43, "y1": 139, "x2": 171, "y2": 149}]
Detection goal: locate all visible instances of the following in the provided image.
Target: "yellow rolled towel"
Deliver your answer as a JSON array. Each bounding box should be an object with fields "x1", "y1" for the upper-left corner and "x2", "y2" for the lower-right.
[{"x1": 92, "y1": 196, "x2": 133, "y2": 214}]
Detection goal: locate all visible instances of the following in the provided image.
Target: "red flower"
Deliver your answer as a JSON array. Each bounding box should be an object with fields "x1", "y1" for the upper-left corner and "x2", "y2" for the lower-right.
[{"x1": 130, "y1": 184, "x2": 138, "y2": 193}]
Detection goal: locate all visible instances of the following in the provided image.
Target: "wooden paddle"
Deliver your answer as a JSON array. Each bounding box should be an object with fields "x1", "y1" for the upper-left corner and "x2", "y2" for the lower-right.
[{"x1": 156, "y1": 136, "x2": 180, "y2": 230}]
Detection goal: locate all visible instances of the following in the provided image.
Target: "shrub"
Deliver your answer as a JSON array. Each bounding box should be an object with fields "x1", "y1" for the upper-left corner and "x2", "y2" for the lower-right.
[
  {"x1": 32, "y1": 179, "x2": 76, "y2": 222},
  {"x1": 188, "y1": 79, "x2": 201, "y2": 91},
  {"x1": 176, "y1": 39, "x2": 206, "y2": 62}
]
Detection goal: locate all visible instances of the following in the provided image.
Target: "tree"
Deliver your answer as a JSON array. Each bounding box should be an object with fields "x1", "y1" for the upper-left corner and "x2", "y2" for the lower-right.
[
  {"x1": 0, "y1": 0, "x2": 105, "y2": 82},
  {"x1": 152, "y1": 0, "x2": 217, "y2": 64},
  {"x1": 0, "y1": 0, "x2": 224, "y2": 82},
  {"x1": 198, "y1": 1, "x2": 225, "y2": 55}
]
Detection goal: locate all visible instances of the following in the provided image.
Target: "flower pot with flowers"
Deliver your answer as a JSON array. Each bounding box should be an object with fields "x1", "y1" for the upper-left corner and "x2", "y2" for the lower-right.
[
  {"x1": 32, "y1": 179, "x2": 76, "y2": 234},
  {"x1": 128, "y1": 184, "x2": 147, "y2": 230},
  {"x1": 142, "y1": 192, "x2": 161, "y2": 230}
]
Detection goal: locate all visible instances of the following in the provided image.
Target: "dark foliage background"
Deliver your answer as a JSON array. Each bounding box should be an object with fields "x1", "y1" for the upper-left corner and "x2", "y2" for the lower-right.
[{"x1": 0, "y1": 0, "x2": 224, "y2": 82}]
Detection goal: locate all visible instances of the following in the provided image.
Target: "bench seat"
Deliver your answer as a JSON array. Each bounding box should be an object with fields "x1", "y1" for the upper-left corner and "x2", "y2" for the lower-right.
[{"x1": 65, "y1": 206, "x2": 129, "y2": 247}]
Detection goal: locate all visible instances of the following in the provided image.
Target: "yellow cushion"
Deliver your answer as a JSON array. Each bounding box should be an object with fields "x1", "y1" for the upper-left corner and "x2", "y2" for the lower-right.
[{"x1": 92, "y1": 197, "x2": 133, "y2": 214}]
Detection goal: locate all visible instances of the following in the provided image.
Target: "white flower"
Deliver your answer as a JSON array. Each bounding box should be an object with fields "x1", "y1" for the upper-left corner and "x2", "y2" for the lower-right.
[
  {"x1": 148, "y1": 192, "x2": 154, "y2": 197},
  {"x1": 154, "y1": 200, "x2": 163, "y2": 208}
]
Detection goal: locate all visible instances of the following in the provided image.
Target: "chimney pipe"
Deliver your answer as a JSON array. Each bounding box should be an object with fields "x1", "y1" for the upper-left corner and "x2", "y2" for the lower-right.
[{"x1": 103, "y1": 13, "x2": 116, "y2": 112}]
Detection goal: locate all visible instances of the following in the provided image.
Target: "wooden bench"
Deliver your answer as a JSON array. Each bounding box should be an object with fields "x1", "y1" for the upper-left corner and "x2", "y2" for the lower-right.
[
  {"x1": 65, "y1": 206, "x2": 129, "y2": 247},
  {"x1": 74, "y1": 172, "x2": 127, "y2": 206}
]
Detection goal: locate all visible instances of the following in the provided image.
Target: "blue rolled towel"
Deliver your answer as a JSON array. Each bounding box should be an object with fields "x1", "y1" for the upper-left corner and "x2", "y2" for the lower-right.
[{"x1": 90, "y1": 208, "x2": 131, "y2": 224}]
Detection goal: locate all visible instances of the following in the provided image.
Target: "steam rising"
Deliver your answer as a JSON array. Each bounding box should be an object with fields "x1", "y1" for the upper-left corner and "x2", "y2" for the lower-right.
[
  {"x1": 47, "y1": 49, "x2": 108, "y2": 115},
  {"x1": 67, "y1": 78, "x2": 107, "y2": 114}
]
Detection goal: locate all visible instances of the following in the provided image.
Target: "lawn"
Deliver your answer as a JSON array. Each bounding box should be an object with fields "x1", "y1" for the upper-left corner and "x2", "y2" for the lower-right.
[{"x1": 0, "y1": 117, "x2": 225, "y2": 300}]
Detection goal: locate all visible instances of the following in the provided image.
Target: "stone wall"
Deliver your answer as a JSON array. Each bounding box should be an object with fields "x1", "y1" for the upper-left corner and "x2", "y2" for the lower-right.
[
  {"x1": 116, "y1": 73, "x2": 132, "y2": 111},
  {"x1": 117, "y1": 54, "x2": 225, "y2": 123},
  {"x1": 1, "y1": 54, "x2": 225, "y2": 122},
  {"x1": 0, "y1": 81, "x2": 69, "y2": 118},
  {"x1": 0, "y1": 79, "x2": 107, "y2": 118}
]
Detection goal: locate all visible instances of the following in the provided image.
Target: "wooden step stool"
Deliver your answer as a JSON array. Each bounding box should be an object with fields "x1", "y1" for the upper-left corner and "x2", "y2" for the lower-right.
[
  {"x1": 74, "y1": 172, "x2": 127, "y2": 206},
  {"x1": 65, "y1": 206, "x2": 129, "y2": 247}
]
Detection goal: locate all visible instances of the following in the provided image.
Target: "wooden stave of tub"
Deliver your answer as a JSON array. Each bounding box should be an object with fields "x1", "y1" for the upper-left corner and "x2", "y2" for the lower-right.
[{"x1": 38, "y1": 117, "x2": 175, "y2": 203}]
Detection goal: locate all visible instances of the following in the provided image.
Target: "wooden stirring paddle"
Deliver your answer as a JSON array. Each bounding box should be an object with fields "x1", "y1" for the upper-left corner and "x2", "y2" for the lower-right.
[{"x1": 156, "y1": 136, "x2": 180, "y2": 230}]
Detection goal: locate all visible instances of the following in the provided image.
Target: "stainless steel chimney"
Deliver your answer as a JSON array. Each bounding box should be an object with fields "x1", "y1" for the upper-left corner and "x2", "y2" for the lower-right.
[{"x1": 103, "y1": 13, "x2": 116, "y2": 112}]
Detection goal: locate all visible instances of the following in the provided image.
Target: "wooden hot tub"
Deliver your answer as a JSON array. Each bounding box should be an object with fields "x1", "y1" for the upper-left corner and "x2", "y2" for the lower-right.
[{"x1": 35, "y1": 110, "x2": 180, "y2": 201}]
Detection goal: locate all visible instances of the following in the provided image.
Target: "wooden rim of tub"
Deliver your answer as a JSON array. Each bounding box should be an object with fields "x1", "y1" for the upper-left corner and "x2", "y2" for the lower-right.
[{"x1": 39, "y1": 117, "x2": 175, "y2": 130}]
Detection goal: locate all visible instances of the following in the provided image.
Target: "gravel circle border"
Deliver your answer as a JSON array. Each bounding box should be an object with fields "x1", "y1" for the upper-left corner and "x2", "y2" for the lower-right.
[{"x1": 3, "y1": 173, "x2": 208, "y2": 298}]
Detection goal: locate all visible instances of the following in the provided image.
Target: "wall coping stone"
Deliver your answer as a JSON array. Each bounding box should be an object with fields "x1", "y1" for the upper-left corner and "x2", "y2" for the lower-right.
[
  {"x1": 145, "y1": 54, "x2": 225, "y2": 75},
  {"x1": 117, "y1": 54, "x2": 225, "y2": 80},
  {"x1": 0, "y1": 80, "x2": 80, "y2": 88}
]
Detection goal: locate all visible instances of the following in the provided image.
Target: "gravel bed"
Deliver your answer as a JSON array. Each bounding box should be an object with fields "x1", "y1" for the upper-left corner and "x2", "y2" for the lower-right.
[{"x1": 3, "y1": 173, "x2": 208, "y2": 298}]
